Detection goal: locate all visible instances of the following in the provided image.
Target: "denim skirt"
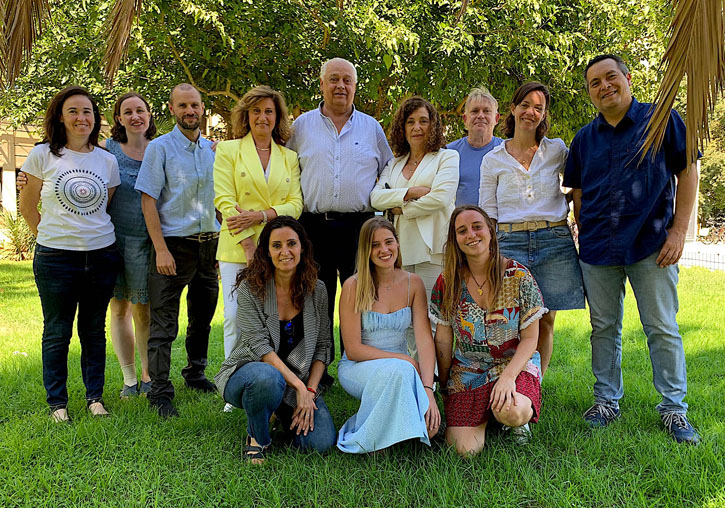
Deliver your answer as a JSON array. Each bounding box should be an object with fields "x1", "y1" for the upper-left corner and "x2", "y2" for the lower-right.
[
  {"x1": 496, "y1": 225, "x2": 585, "y2": 310},
  {"x1": 113, "y1": 232, "x2": 151, "y2": 304}
]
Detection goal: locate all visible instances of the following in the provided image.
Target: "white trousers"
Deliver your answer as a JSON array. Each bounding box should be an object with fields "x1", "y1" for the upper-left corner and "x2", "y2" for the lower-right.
[{"x1": 219, "y1": 261, "x2": 246, "y2": 359}]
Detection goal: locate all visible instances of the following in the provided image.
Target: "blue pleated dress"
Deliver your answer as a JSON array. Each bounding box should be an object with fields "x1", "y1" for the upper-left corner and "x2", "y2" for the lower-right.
[{"x1": 337, "y1": 306, "x2": 431, "y2": 453}]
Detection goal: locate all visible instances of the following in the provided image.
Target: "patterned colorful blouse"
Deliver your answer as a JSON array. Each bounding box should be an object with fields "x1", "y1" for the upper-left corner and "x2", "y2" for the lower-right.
[{"x1": 430, "y1": 259, "x2": 547, "y2": 394}]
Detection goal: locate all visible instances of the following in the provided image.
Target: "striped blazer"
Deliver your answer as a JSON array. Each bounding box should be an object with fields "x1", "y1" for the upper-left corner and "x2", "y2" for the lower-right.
[{"x1": 214, "y1": 278, "x2": 332, "y2": 407}]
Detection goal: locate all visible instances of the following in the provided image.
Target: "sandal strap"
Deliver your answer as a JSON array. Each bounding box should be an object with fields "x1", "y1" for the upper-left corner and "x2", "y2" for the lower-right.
[
  {"x1": 242, "y1": 444, "x2": 266, "y2": 460},
  {"x1": 243, "y1": 435, "x2": 267, "y2": 460}
]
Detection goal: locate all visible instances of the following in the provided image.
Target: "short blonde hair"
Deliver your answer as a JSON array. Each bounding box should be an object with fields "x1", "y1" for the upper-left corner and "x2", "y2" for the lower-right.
[
  {"x1": 230, "y1": 86, "x2": 291, "y2": 144},
  {"x1": 465, "y1": 87, "x2": 499, "y2": 113}
]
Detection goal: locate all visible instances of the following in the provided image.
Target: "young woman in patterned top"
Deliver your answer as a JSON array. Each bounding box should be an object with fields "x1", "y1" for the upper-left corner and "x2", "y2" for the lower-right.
[{"x1": 431, "y1": 205, "x2": 547, "y2": 455}]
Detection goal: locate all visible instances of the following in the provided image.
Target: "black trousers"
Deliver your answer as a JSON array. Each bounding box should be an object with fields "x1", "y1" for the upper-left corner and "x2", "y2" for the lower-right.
[
  {"x1": 147, "y1": 236, "x2": 219, "y2": 402},
  {"x1": 299, "y1": 211, "x2": 373, "y2": 354}
]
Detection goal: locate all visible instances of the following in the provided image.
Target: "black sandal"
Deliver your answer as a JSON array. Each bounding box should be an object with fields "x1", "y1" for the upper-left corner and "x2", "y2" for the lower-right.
[{"x1": 242, "y1": 435, "x2": 266, "y2": 463}]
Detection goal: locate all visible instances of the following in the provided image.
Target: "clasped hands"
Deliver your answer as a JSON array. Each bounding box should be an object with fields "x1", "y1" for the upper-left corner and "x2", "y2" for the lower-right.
[
  {"x1": 227, "y1": 205, "x2": 263, "y2": 234},
  {"x1": 291, "y1": 385, "x2": 318, "y2": 436}
]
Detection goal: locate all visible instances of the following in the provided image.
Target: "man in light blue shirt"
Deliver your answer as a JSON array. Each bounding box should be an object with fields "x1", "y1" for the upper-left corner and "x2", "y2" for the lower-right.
[
  {"x1": 287, "y1": 57, "x2": 393, "y2": 363},
  {"x1": 446, "y1": 87, "x2": 502, "y2": 206},
  {"x1": 135, "y1": 83, "x2": 219, "y2": 417}
]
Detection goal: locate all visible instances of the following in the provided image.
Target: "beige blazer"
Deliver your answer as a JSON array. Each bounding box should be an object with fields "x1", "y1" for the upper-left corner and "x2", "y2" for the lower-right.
[{"x1": 370, "y1": 149, "x2": 459, "y2": 262}]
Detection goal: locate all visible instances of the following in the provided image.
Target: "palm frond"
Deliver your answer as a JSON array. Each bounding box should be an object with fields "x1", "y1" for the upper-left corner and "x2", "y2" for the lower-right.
[
  {"x1": 641, "y1": 0, "x2": 725, "y2": 169},
  {"x1": 103, "y1": 0, "x2": 142, "y2": 85},
  {"x1": 0, "y1": 0, "x2": 50, "y2": 87}
]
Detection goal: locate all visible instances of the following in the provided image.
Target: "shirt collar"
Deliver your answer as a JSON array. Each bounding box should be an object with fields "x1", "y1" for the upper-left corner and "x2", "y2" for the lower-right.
[
  {"x1": 317, "y1": 101, "x2": 357, "y2": 122},
  {"x1": 171, "y1": 124, "x2": 206, "y2": 151},
  {"x1": 594, "y1": 96, "x2": 641, "y2": 130}
]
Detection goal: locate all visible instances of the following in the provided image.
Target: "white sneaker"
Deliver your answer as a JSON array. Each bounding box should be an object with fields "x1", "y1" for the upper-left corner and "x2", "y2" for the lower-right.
[{"x1": 222, "y1": 403, "x2": 234, "y2": 413}]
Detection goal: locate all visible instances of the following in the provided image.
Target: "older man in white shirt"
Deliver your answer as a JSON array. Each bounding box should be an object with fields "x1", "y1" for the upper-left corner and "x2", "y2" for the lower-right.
[{"x1": 287, "y1": 58, "x2": 393, "y2": 362}]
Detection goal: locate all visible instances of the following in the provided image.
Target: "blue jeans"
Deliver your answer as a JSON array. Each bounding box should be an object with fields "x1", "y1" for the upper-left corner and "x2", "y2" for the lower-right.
[
  {"x1": 223, "y1": 362, "x2": 337, "y2": 452},
  {"x1": 33, "y1": 243, "x2": 121, "y2": 408},
  {"x1": 580, "y1": 251, "x2": 687, "y2": 414}
]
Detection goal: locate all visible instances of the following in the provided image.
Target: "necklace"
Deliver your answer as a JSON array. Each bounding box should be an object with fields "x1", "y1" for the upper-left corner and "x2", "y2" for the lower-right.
[
  {"x1": 255, "y1": 145, "x2": 270, "y2": 151},
  {"x1": 470, "y1": 273, "x2": 487, "y2": 296}
]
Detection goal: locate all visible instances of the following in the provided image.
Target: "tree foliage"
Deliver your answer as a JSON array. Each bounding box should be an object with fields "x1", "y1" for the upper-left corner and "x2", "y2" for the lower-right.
[
  {"x1": 1, "y1": 0, "x2": 672, "y2": 142},
  {"x1": 700, "y1": 98, "x2": 725, "y2": 225}
]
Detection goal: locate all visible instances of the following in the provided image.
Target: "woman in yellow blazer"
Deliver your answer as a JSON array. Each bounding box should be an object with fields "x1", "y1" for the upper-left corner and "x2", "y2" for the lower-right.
[
  {"x1": 214, "y1": 86, "x2": 303, "y2": 412},
  {"x1": 370, "y1": 97, "x2": 459, "y2": 358}
]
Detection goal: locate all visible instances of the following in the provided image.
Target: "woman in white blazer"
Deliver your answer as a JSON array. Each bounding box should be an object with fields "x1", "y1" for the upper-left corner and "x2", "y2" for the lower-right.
[{"x1": 370, "y1": 97, "x2": 459, "y2": 357}]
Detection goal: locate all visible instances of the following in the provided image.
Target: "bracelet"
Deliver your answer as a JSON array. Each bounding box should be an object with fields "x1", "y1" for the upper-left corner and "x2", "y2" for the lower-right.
[
  {"x1": 306, "y1": 386, "x2": 316, "y2": 394},
  {"x1": 423, "y1": 385, "x2": 434, "y2": 392},
  {"x1": 261, "y1": 210, "x2": 268, "y2": 224}
]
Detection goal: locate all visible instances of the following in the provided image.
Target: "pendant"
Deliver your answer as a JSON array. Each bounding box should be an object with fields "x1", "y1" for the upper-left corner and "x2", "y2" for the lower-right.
[{"x1": 477, "y1": 288, "x2": 483, "y2": 296}]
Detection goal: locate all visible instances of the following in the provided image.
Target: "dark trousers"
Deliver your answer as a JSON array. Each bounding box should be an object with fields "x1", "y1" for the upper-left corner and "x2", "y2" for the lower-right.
[
  {"x1": 33, "y1": 243, "x2": 121, "y2": 408},
  {"x1": 299, "y1": 211, "x2": 373, "y2": 354},
  {"x1": 147, "y1": 236, "x2": 219, "y2": 402}
]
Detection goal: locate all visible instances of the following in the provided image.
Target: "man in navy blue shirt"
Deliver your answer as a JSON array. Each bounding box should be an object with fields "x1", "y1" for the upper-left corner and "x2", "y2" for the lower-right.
[{"x1": 564, "y1": 54, "x2": 700, "y2": 444}]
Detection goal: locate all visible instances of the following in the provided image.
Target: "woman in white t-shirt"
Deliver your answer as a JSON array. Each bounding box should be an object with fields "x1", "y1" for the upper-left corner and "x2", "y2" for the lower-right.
[
  {"x1": 479, "y1": 81, "x2": 585, "y2": 385},
  {"x1": 19, "y1": 86, "x2": 122, "y2": 423}
]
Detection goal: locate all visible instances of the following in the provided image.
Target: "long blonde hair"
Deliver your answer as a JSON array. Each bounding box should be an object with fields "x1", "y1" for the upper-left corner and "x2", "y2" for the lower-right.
[
  {"x1": 440, "y1": 205, "x2": 505, "y2": 320},
  {"x1": 354, "y1": 217, "x2": 402, "y2": 313}
]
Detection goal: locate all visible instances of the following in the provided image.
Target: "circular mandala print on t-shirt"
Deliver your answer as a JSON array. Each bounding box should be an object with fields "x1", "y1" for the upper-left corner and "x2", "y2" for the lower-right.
[{"x1": 54, "y1": 168, "x2": 107, "y2": 215}]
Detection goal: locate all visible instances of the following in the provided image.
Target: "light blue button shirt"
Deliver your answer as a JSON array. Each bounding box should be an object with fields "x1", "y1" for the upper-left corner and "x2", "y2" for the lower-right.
[
  {"x1": 135, "y1": 125, "x2": 219, "y2": 236},
  {"x1": 287, "y1": 104, "x2": 393, "y2": 213}
]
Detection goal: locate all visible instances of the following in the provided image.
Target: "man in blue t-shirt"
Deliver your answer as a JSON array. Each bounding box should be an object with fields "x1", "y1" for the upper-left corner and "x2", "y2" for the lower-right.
[
  {"x1": 563, "y1": 54, "x2": 700, "y2": 444},
  {"x1": 446, "y1": 87, "x2": 503, "y2": 206}
]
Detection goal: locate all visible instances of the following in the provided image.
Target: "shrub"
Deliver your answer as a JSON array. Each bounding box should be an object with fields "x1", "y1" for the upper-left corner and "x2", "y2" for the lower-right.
[{"x1": 0, "y1": 210, "x2": 36, "y2": 260}]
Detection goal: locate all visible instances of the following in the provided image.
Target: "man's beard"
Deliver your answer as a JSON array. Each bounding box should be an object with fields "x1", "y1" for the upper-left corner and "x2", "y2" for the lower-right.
[{"x1": 176, "y1": 115, "x2": 200, "y2": 130}]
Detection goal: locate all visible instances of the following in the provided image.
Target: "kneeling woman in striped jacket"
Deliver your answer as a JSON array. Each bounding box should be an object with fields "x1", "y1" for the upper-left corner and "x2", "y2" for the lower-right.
[{"x1": 215, "y1": 216, "x2": 336, "y2": 463}]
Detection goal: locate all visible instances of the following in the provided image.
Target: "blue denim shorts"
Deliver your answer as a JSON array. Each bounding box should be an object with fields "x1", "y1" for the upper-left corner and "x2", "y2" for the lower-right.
[{"x1": 496, "y1": 225, "x2": 585, "y2": 310}]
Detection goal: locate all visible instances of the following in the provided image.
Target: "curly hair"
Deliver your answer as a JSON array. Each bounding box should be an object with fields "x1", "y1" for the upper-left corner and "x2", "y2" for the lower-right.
[
  {"x1": 110, "y1": 91, "x2": 157, "y2": 143},
  {"x1": 501, "y1": 81, "x2": 550, "y2": 143},
  {"x1": 41, "y1": 86, "x2": 102, "y2": 157},
  {"x1": 235, "y1": 216, "x2": 318, "y2": 310},
  {"x1": 230, "y1": 86, "x2": 291, "y2": 145},
  {"x1": 389, "y1": 97, "x2": 446, "y2": 157},
  {"x1": 440, "y1": 205, "x2": 505, "y2": 320}
]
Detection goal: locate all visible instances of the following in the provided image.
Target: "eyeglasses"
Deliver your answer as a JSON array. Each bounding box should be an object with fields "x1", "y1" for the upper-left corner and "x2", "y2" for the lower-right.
[{"x1": 283, "y1": 320, "x2": 295, "y2": 346}]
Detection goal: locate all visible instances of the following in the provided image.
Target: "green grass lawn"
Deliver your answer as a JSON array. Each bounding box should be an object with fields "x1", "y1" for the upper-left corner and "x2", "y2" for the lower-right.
[{"x1": 0, "y1": 260, "x2": 723, "y2": 507}]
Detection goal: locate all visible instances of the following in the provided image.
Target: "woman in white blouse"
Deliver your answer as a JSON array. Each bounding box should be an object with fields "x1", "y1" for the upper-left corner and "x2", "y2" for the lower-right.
[
  {"x1": 479, "y1": 81, "x2": 584, "y2": 379},
  {"x1": 370, "y1": 97, "x2": 459, "y2": 358}
]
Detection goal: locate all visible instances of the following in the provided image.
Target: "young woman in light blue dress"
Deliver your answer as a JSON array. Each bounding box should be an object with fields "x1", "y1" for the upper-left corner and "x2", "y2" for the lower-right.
[{"x1": 337, "y1": 217, "x2": 441, "y2": 453}]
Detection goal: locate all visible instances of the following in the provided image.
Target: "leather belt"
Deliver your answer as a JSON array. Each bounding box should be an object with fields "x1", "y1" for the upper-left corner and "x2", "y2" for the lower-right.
[
  {"x1": 497, "y1": 219, "x2": 568, "y2": 232},
  {"x1": 318, "y1": 211, "x2": 372, "y2": 222},
  {"x1": 183, "y1": 232, "x2": 220, "y2": 242}
]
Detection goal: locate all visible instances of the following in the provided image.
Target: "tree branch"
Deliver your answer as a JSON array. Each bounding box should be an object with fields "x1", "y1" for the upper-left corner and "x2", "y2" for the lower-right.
[{"x1": 165, "y1": 31, "x2": 240, "y2": 103}]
